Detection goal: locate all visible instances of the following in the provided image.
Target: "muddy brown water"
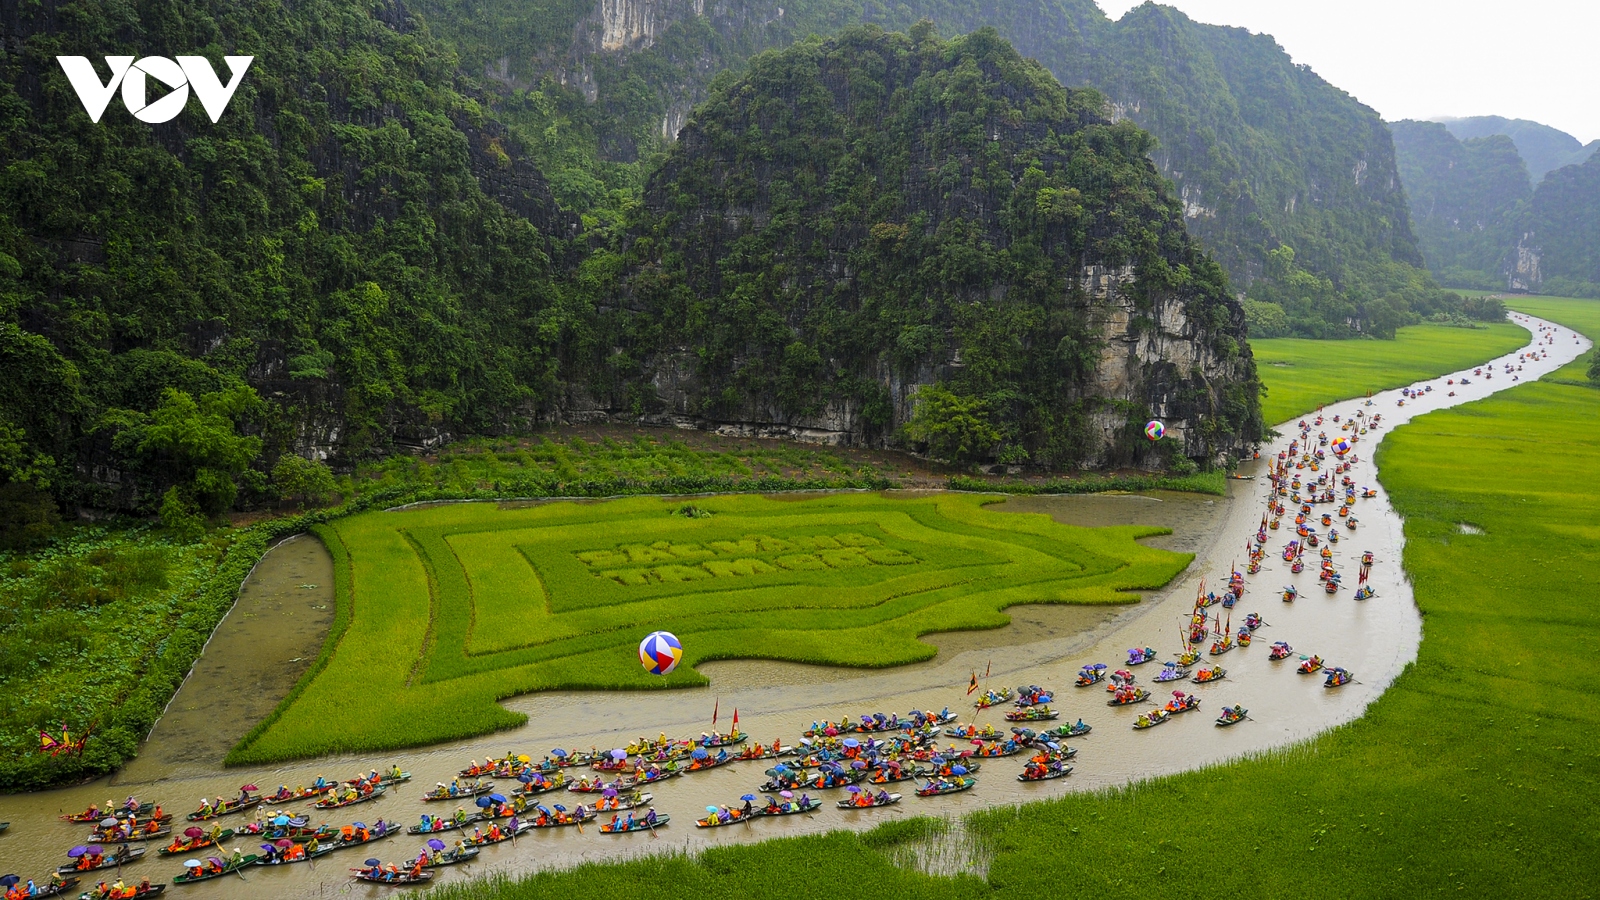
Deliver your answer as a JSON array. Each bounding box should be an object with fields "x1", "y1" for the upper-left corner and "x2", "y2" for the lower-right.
[{"x1": 0, "y1": 316, "x2": 1586, "y2": 898}]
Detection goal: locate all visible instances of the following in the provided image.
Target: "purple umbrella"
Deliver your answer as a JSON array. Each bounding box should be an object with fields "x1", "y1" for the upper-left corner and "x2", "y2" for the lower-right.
[
  {"x1": 67, "y1": 847, "x2": 89, "y2": 859},
  {"x1": 851, "y1": 761, "x2": 867, "y2": 769},
  {"x1": 275, "y1": 839, "x2": 292, "y2": 848},
  {"x1": 779, "y1": 790, "x2": 794, "y2": 799},
  {"x1": 352, "y1": 822, "x2": 367, "y2": 830},
  {"x1": 427, "y1": 839, "x2": 446, "y2": 851},
  {"x1": 846, "y1": 785, "x2": 861, "y2": 793},
  {"x1": 601, "y1": 787, "x2": 617, "y2": 798},
  {"x1": 86, "y1": 845, "x2": 103, "y2": 855},
  {"x1": 260, "y1": 844, "x2": 276, "y2": 853},
  {"x1": 610, "y1": 749, "x2": 628, "y2": 761}
]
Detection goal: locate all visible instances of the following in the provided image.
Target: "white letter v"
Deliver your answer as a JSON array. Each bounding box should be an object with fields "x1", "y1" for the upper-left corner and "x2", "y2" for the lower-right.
[
  {"x1": 57, "y1": 56, "x2": 134, "y2": 123},
  {"x1": 177, "y1": 56, "x2": 253, "y2": 123}
]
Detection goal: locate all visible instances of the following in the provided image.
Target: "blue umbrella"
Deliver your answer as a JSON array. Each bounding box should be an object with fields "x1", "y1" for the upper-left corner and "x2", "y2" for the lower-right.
[
  {"x1": 489, "y1": 794, "x2": 508, "y2": 804},
  {"x1": 0, "y1": 876, "x2": 18, "y2": 889},
  {"x1": 1046, "y1": 742, "x2": 1060, "y2": 750},
  {"x1": 691, "y1": 748, "x2": 708, "y2": 760},
  {"x1": 951, "y1": 765, "x2": 968, "y2": 776},
  {"x1": 353, "y1": 822, "x2": 367, "y2": 830},
  {"x1": 550, "y1": 749, "x2": 568, "y2": 758},
  {"x1": 851, "y1": 761, "x2": 867, "y2": 769},
  {"x1": 553, "y1": 804, "x2": 566, "y2": 812},
  {"x1": 740, "y1": 794, "x2": 756, "y2": 802},
  {"x1": 518, "y1": 772, "x2": 534, "y2": 783},
  {"x1": 475, "y1": 797, "x2": 494, "y2": 808},
  {"x1": 364, "y1": 858, "x2": 383, "y2": 867},
  {"x1": 706, "y1": 806, "x2": 719, "y2": 813},
  {"x1": 842, "y1": 738, "x2": 860, "y2": 748},
  {"x1": 272, "y1": 815, "x2": 290, "y2": 826},
  {"x1": 536, "y1": 805, "x2": 551, "y2": 815}
]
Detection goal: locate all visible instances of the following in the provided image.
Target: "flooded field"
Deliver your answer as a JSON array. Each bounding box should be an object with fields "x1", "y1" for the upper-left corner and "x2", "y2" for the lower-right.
[{"x1": 0, "y1": 316, "x2": 1581, "y2": 900}]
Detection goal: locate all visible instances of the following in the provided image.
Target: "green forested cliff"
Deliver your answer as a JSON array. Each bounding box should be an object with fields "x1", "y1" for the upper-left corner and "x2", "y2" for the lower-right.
[
  {"x1": 1390, "y1": 120, "x2": 1530, "y2": 290},
  {"x1": 0, "y1": 2, "x2": 1265, "y2": 532},
  {"x1": 1527, "y1": 152, "x2": 1600, "y2": 296},
  {"x1": 414, "y1": 0, "x2": 1454, "y2": 337},
  {"x1": 606, "y1": 26, "x2": 1260, "y2": 467},
  {"x1": 0, "y1": 0, "x2": 579, "y2": 519}
]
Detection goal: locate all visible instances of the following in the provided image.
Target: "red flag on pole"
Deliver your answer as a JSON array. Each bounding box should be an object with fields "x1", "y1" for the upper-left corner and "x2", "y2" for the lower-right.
[
  {"x1": 732, "y1": 708, "x2": 739, "y2": 730},
  {"x1": 712, "y1": 698, "x2": 719, "y2": 726},
  {"x1": 966, "y1": 672, "x2": 978, "y2": 695},
  {"x1": 984, "y1": 660, "x2": 991, "y2": 678}
]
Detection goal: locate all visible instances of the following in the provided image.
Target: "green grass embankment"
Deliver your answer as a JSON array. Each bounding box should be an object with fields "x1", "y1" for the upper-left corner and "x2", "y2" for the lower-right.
[{"x1": 1253, "y1": 321, "x2": 1528, "y2": 424}]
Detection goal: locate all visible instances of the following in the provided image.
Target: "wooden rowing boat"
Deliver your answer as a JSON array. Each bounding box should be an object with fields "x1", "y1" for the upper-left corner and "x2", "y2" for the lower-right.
[
  {"x1": 57, "y1": 848, "x2": 145, "y2": 875},
  {"x1": 170, "y1": 854, "x2": 258, "y2": 883},
  {"x1": 186, "y1": 798, "x2": 262, "y2": 822}
]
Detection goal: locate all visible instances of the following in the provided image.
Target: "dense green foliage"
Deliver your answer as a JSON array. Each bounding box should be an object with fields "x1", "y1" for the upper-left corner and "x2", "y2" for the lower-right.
[
  {"x1": 0, "y1": 0, "x2": 571, "y2": 516},
  {"x1": 419, "y1": 0, "x2": 1443, "y2": 330},
  {"x1": 1252, "y1": 321, "x2": 1527, "y2": 424},
  {"x1": 231, "y1": 491, "x2": 1190, "y2": 762},
  {"x1": 611, "y1": 26, "x2": 1258, "y2": 466},
  {"x1": 1390, "y1": 120, "x2": 1531, "y2": 290},
  {"x1": 416, "y1": 301, "x2": 1600, "y2": 900}
]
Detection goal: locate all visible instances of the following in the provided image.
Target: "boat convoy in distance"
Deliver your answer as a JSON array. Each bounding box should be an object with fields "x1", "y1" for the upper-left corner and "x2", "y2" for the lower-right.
[{"x1": 7, "y1": 413, "x2": 1377, "y2": 895}]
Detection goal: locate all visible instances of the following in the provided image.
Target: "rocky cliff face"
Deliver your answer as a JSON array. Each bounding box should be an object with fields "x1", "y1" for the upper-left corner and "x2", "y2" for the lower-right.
[{"x1": 577, "y1": 26, "x2": 1260, "y2": 468}]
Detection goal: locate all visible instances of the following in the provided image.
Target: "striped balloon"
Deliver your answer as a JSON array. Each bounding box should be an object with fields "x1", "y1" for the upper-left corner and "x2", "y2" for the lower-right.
[
  {"x1": 1331, "y1": 437, "x2": 1351, "y2": 456},
  {"x1": 638, "y1": 631, "x2": 683, "y2": 676}
]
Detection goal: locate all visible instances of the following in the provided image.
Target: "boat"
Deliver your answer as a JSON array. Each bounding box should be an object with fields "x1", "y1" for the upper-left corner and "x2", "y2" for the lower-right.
[
  {"x1": 233, "y1": 821, "x2": 336, "y2": 842},
  {"x1": 1131, "y1": 709, "x2": 1170, "y2": 729},
  {"x1": 587, "y1": 792, "x2": 653, "y2": 812},
  {"x1": 1268, "y1": 642, "x2": 1293, "y2": 661},
  {"x1": 1003, "y1": 706, "x2": 1058, "y2": 722},
  {"x1": 1033, "y1": 722, "x2": 1091, "y2": 739},
  {"x1": 837, "y1": 790, "x2": 902, "y2": 809},
  {"x1": 170, "y1": 854, "x2": 259, "y2": 884},
  {"x1": 1354, "y1": 586, "x2": 1375, "y2": 601},
  {"x1": 1164, "y1": 692, "x2": 1201, "y2": 714},
  {"x1": 511, "y1": 776, "x2": 567, "y2": 795},
  {"x1": 1324, "y1": 668, "x2": 1354, "y2": 688},
  {"x1": 1125, "y1": 647, "x2": 1158, "y2": 666},
  {"x1": 1017, "y1": 763, "x2": 1072, "y2": 782},
  {"x1": 57, "y1": 848, "x2": 146, "y2": 875},
  {"x1": 1190, "y1": 667, "x2": 1226, "y2": 684},
  {"x1": 1243, "y1": 613, "x2": 1264, "y2": 631},
  {"x1": 1209, "y1": 635, "x2": 1234, "y2": 655},
  {"x1": 943, "y1": 724, "x2": 1004, "y2": 740},
  {"x1": 1215, "y1": 706, "x2": 1248, "y2": 727},
  {"x1": 312, "y1": 786, "x2": 386, "y2": 810},
  {"x1": 88, "y1": 826, "x2": 171, "y2": 844},
  {"x1": 1075, "y1": 664, "x2": 1107, "y2": 687},
  {"x1": 1297, "y1": 656, "x2": 1324, "y2": 674},
  {"x1": 1106, "y1": 688, "x2": 1149, "y2": 706},
  {"x1": 915, "y1": 777, "x2": 976, "y2": 797},
  {"x1": 1176, "y1": 647, "x2": 1202, "y2": 667},
  {"x1": 1236, "y1": 629, "x2": 1253, "y2": 647},
  {"x1": 1152, "y1": 664, "x2": 1188, "y2": 683},
  {"x1": 352, "y1": 870, "x2": 434, "y2": 885},
  {"x1": 28, "y1": 876, "x2": 82, "y2": 898},
  {"x1": 345, "y1": 771, "x2": 411, "y2": 789},
  {"x1": 62, "y1": 804, "x2": 155, "y2": 823},
  {"x1": 417, "y1": 847, "x2": 480, "y2": 868},
  {"x1": 157, "y1": 829, "x2": 237, "y2": 857},
  {"x1": 253, "y1": 844, "x2": 338, "y2": 867},
  {"x1": 528, "y1": 809, "x2": 596, "y2": 829},
  {"x1": 421, "y1": 782, "x2": 492, "y2": 802},
  {"x1": 261, "y1": 787, "x2": 325, "y2": 806},
  {"x1": 405, "y1": 815, "x2": 482, "y2": 836},
  {"x1": 185, "y1": 798, "x2": 261, "y2": 822},
  {"x1": 972, "y1": 688, "x2": 1015, "y2": 709},
  {"x1": 462, "y1": 822, "x2": 536, "y2": 846},
  {"x1": 598, "y1": 815, "x2": 669, "y2": 834}
]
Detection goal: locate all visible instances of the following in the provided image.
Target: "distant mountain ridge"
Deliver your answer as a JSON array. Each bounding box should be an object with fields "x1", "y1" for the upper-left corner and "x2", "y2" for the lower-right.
[
  {"x1": 1392, "y1": 117, "x2": 1600, "y2": 296},
  {"x1": 1436, "y1": 116, "x2": 1599, "y2": 183}
]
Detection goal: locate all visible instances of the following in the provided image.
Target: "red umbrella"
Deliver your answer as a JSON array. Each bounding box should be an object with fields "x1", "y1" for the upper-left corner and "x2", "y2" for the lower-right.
[
  {"x1": 184, "y1": 827, "x2": 204, "y2": 839},
  {"x1": 274, "y1": 839, "x2": 292, "y2": 848},
  {"x1": 240, "y1": 784, "x2": 259, "y2": 792}
]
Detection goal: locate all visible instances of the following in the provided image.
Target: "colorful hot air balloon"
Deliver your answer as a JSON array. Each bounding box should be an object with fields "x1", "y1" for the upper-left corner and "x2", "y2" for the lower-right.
[
  {"x1": 638, "y1": 631, "x2": 683, "y2": 675},
  {"x1": 1331, "y1": 437, "x2": 1351, "y2": 456},
  {"x1": 1144, "y1": 420, "x2": 1165, "y2": 441}
]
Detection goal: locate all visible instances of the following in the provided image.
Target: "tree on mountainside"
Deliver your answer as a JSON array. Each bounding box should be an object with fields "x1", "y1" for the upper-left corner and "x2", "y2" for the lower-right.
[
  {"x1": 101, "y1": 386, "x2": 265, "y2": 517},
  {"x1": 1589, "y1": 349, "x2": 1600, "y2": 384},
  {"x1": 905, "y1": 385, "x2": 1003, "y2": 465}
]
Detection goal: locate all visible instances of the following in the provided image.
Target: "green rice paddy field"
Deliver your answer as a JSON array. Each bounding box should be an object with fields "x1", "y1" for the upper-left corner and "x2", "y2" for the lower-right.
[
  {"x1": 230, "y1": 493, "x2": 1191, "y2": 763},
  {"x1": 1253, "y1": 322, "x2": 1528, "y2": 424},
  {"x1": 433, "y1": 297, "x2": 1600, "y2": 899}
]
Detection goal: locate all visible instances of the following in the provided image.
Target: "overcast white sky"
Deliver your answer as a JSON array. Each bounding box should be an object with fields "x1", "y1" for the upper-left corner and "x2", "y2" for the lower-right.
[{"x1": 1095, "y1": 1, "x2": 1600, "y2": 142}]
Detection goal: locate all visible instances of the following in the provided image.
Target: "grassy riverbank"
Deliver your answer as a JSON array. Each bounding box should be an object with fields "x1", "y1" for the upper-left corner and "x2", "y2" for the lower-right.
[
  {"x1": 229, "y1": 493, "x2": 1191, "y2": 764},
  {"x1": 436, "y1": 302, "x2": 1598, "y2": 897},
  {"x1": 1253, "y1": 321, "x2": 1528, "y2": 423}
]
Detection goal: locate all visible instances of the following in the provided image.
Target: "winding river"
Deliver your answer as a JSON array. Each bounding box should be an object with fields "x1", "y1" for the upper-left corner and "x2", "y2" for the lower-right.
[{"x1": 0, "y1": 314, "x2": 1587, "y2": 896}]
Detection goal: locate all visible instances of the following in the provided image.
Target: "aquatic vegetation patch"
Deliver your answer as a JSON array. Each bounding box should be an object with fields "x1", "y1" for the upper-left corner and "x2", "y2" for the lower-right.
[{"x1": 229, "y1": 492, "x2": 1190, "y2": 763}]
